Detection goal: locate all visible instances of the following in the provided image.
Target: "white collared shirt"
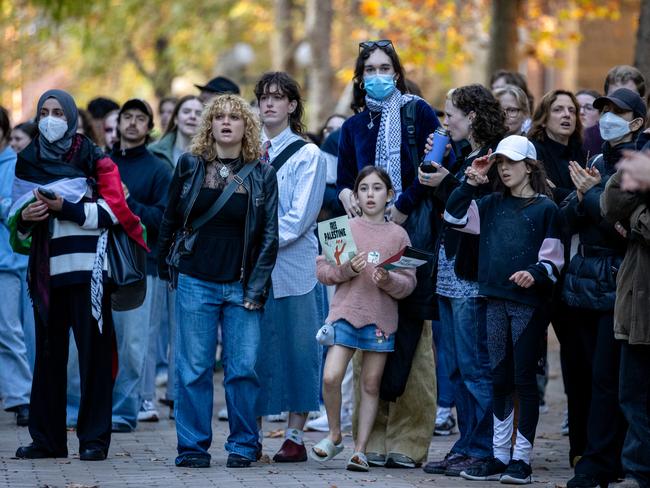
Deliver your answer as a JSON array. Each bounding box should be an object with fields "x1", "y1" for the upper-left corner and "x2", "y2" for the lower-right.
[{"x1": 262, "y1": 126, "x2": 327, "y2": 298}]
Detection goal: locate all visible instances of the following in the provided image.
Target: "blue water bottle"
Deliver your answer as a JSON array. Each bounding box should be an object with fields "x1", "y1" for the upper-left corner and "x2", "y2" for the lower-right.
[{"x1": 422, "y1": 127, "x2": 450, "y2": 171}]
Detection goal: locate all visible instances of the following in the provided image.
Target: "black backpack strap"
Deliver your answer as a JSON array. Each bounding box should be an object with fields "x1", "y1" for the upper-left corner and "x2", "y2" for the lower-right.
[
  {"x1": 271, "y1": 140, "x2": 308, "y2": 173},
  {"x1": 401, "y1": 100, "x2": 419, "y2": 172}
]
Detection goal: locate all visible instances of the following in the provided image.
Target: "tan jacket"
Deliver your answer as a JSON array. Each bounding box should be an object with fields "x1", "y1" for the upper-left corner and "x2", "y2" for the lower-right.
[{"x1": 601, "y1": 170, "x2": 650, "y2": 345}]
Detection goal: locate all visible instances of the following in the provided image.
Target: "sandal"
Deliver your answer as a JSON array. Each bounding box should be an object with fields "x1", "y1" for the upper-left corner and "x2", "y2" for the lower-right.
[
  {"x1": 346, "y1": 451, "x2": 369, "y2": 472},
  {"x1": 309, "y1": 438, "x2": 344, "y2": 462}
]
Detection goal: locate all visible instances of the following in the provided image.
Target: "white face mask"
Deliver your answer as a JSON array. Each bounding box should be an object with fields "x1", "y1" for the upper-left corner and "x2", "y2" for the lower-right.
[
  {"x1": 599, "y1": 112, "x2": 631, "y2": 141},
  {"x1": 38, "y1": 116, "x2": 68, "y2": 143}
]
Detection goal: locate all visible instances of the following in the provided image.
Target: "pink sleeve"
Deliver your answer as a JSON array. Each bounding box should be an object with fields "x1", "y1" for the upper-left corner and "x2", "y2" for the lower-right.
[
  {"x1": 316, "y1": 255, "x2": 358, "y2": 285},
  {"x1": 378, "y1": 231, "x2": 417, "y2": 299}
]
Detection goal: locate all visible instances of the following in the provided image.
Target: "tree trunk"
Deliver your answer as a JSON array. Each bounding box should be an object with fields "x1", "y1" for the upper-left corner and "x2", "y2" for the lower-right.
[
  {"x1": 635, "y1": 0, "x2": 650, "y2": 87},
  {"x1": 272, "y1": 0, "x2": 296, "y2": 73},
  {"x1": 487, "y1": 0, "x2": 523, "y2": 80},
  {"x1": 306, "y1": 0, "x2": 333, "y2": 131}
]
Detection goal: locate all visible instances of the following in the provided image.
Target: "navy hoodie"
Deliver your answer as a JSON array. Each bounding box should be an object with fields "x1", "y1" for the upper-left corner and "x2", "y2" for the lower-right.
[{"x1": 445, "y1": 181, "x2": 564, "y2": 307}]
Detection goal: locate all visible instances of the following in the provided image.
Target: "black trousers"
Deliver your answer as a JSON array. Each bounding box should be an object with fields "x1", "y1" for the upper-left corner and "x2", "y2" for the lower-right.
[
  {"x1": 28, "y1": 283, "x2": 114, "y2": 456},
  {"x1": 489, "y1": 301, "x2": 549, "y2": 447},
  {"x1": 565, "y1": 308, "x2": 626, "y2": 482}
]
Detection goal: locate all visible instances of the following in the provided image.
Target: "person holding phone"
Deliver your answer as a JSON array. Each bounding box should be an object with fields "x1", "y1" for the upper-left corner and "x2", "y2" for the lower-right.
[{"x1": 9, "y1": 89, "x2": 146, "y2": 462}]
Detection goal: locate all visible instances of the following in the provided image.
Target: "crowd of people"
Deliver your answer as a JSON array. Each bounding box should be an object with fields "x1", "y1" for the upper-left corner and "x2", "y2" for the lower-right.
[{"x1": 0, "y1": 38, "x2": 649, "y2": 488}]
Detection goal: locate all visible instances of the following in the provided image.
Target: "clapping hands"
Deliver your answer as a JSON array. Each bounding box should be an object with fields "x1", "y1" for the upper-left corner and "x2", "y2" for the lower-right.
[{"x1": 568, "y1": 161, "x2": 601, "y2": 201}]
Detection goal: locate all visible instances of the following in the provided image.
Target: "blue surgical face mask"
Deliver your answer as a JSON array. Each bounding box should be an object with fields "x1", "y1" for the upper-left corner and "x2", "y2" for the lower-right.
[
  {"x1": 364, "y1": 74, "x2": 397, "y2": 101},
  {"x1": 599, "y1": 112, "x2": 631, "y2": 141}
]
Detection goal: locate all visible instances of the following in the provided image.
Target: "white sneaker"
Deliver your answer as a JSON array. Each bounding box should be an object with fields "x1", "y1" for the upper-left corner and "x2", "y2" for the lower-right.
[
  {"x1": 305, "y1": 414, "x2": 329, "y2": 432},
  {"x1": 217, "y1": 407, "x2": 228, "y2": 421},
  {"x1": 265, "y1": 412, "x2": 287, "y2": 422},
  {"x1": 154, "y1": 372, "x2": 168, "y2": 387},
  {"x1": 306, "y1": 409, "x2": 352, "y2": 432},
  {"x1": 138, "y1": 400, "x2": 159, "y2": 422}
]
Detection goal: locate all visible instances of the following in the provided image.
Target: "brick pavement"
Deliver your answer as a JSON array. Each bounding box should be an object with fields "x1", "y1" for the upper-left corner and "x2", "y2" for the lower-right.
[{"x1": 0, "y1": 334, "x2": 572, "y2": 488}]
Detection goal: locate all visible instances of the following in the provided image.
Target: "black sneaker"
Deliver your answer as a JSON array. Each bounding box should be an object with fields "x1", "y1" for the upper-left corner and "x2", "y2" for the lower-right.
[
  {"x1": 566, "y1": 473, "x2": 600, "y2": 488},
  {"x1": 500, "y1": 459, "x2": 532, "y2": 485},
  {"x1": 226, "y1": 453, "x2": 252, "y2": 468},
  {"x1": 461, "y1": 457, "x2": 508, "y2": 481}
]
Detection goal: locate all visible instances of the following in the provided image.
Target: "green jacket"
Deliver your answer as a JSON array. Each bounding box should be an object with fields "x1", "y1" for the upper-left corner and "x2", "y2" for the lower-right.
[
  {"x1": 601, "y1": 169, "x2": 650, "y2": 345},
  {"x1": 148, "y1": 132, "x2": 176, "y2": 170}
]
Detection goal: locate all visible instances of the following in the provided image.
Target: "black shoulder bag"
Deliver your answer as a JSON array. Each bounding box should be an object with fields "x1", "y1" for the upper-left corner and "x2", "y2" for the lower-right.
[
  {"x1": 166, "y1": 160, "x2": 259, "y2": 287},
  {"x1": 380, "y1": 100, "x2": 438, "y2": 402}
]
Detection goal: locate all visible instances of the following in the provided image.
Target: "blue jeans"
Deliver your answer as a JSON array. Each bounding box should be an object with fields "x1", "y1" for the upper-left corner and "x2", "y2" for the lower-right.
[
  {"x1": 66, "y1": 335, "x2": 81, "y2": 427},
  {"x1": 431, "y1": 319, "x2": 455, "y2": 409},
  {"x1": 438, "y1": 295, "x2": 493, "y2": 459},
  {"x1": 111, "y1": 275, "x2": 155, "y2": 429},
  {"x1": 0, "y1": 271, "x2": 34, "y2": 410},
  {"x1": 619, "y1": 342, "x2": 650, "y2": 487},
  {"x1": 141, "y1": 277, "x2": 171, "y2": 402},
  {"x1": 175, "y1": 274, "x2": 261, "y2": 463}
]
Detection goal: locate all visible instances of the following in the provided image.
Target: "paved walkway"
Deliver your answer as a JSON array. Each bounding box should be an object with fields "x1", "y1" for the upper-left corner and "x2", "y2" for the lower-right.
[{"x1": 0, "y1": 333, "x2": 572, "y2": 488}]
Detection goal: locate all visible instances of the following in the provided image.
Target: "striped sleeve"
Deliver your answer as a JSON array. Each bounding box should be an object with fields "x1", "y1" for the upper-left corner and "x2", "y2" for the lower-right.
[
  {"x1": 58, "y1": 199, "x2": 118, "y2": 229},
  {"x1": 443, "y1": 181, "x2": 481, "y2": 234},
  {"x1": 527, "y1": 204, "x2": 565, "y2": 285}
]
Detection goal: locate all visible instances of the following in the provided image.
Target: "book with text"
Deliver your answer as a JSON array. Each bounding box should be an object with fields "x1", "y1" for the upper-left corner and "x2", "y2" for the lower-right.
[{"x1": 318, "y1": 216, "x2": 358, "y2": 266}]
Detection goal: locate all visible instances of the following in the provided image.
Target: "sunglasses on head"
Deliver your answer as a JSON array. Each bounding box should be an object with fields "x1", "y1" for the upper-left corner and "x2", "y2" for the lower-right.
[{"x1": 358, "y1": 39, "x2": 394, "y2": 53}]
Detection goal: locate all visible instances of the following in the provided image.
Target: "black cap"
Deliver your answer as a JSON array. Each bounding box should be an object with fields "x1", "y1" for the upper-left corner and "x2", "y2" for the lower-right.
[
  {"x1": 119, "y1": 99, "x2": 154, "y2": 128},
  {"x1": 594, "y1": 88, "x2": 647, "y2": 120},
  {"x1": 195, "y1": 76, "x2": 240, "y2": 95}
]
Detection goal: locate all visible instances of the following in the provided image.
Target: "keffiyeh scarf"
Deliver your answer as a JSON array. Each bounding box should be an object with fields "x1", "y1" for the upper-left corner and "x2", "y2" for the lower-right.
[{"x1": 365, "y1": 90, "x2": 420, "y2": 197}]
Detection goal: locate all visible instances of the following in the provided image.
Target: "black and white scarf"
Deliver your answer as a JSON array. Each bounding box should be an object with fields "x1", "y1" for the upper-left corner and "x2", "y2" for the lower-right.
[{"x1": 365, "y1": 90, "x2": 420, "y2": 198}]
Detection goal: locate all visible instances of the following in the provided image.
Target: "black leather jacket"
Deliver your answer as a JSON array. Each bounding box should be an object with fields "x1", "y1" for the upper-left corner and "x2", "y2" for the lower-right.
[{"x1": 157, "y1": 153, "x2": 279, "y2": 306}]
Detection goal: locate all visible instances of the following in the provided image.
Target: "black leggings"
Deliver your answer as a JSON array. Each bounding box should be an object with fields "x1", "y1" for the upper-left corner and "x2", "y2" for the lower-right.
[{"x1": 487, "y1": 299, "x2": 548, "y2": 448}]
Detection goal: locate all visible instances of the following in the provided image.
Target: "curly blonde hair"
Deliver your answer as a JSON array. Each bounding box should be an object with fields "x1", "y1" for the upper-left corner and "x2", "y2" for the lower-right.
[{"x1": 189, "y1": 94, "x2": 261, "y2": 163}]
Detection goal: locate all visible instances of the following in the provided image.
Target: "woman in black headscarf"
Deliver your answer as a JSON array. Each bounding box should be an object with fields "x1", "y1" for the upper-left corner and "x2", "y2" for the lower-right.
[{"x1": 9, "y1": 89, "x2": 146, "y2": 461}]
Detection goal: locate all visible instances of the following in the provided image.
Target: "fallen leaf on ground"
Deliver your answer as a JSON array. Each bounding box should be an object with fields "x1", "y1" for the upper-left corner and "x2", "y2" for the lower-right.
[
  {"x1": 266, "y1": 429, "x2": 285, "y2": 438},
  {"x1": 267, "y1": 469, "x2": 279, "y2": 474},
  {"x1": 115, "y1": 452, "x2": 131, "y2": 457},
  {"x1": 258, "y1": 454, "x2": 272, "y2": 464},
  {"x1": 150, "y1": 457, "x2": 165, "y2": 461}
]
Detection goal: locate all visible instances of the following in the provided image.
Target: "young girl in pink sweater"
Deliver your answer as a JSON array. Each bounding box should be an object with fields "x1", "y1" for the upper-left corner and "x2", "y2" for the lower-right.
[{"x1": 311, "y1": 166, "x2": 417, "y2": 471}]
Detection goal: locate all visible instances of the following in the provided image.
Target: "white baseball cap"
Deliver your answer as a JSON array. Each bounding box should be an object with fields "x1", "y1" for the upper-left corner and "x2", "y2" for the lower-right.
[{"x1": 491, "y1": 135, "x2": 537, "y2": 162}]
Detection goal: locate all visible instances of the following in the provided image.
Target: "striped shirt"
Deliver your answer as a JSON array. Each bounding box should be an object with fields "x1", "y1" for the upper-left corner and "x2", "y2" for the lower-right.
[
  {"x1": 19, "y1": 191, "x2": 118, "y2": 287},
  {"x1": 262, "y1": 126, "x2": 326, "y2": 298}
]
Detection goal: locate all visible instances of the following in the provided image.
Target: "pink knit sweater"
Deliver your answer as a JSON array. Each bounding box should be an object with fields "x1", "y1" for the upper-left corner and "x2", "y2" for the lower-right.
[{"x1": 316, "y1": 218, "x2": 417, "y2": 335}]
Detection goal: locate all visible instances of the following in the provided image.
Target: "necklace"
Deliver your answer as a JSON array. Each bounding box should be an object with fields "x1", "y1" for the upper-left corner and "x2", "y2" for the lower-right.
[
  {"x1": 367, "y1": 111, "x2": 381, "y2": 130},
  {"x1": 215, "y1": 157, "x2": 240, "y2": 180}
]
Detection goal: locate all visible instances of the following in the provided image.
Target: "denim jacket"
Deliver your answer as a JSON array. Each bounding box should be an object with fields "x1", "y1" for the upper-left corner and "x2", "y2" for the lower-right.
[{"x1": 0, "y1": 146, "x2": 28, "y2": 274}]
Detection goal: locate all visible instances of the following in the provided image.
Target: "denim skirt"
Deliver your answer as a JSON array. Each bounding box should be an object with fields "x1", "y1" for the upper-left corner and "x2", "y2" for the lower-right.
[
  {"x1": 256, "y1": 286, "x2": 322, "y2": 416},
  {"x1": 332, "y1": 319, "x2": 395, "y2": 352}
]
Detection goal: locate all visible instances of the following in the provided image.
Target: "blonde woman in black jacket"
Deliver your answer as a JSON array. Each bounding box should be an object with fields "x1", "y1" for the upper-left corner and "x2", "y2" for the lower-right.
[{"x1": 158, "y1": 94, "x2": 278, "y2": 469}]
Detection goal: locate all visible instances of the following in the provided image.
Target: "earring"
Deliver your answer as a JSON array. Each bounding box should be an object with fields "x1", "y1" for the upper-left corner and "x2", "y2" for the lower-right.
[{"x1": 359, "y1": 80, "x2": 365, "y2": 90}]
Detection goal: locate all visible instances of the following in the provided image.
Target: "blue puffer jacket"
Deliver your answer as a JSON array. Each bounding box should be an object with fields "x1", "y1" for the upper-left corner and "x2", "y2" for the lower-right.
[
  {"x1": 560, "y1": 142, "x2": 633, "y2": 310},
  {"x1": 0, "y1": 146, "x2": 29, "y2": 274}
]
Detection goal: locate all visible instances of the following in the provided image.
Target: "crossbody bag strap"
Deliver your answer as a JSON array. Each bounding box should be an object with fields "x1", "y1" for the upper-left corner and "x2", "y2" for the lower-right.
[
  {"x1": 271, "y1": 139, "x2": 308, "y2": 173},
  {"x1": 401, "y1": 99, "x2": 420, "y2": 172},
  {"x1": 190, "y1": 160, "x2": 259, "y2": 231}
]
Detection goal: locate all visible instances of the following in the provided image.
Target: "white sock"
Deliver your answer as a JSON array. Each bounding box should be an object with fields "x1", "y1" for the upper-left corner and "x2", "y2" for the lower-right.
[
  {"x1": 512, "y1": 429, "x2": 533, "y2": 465},
  {"x1": 493, "y1": 411, "x2": 514, "y2": 465},
  {"x1": 285, "y1": 428, "x2": 303, "y2": 445}
]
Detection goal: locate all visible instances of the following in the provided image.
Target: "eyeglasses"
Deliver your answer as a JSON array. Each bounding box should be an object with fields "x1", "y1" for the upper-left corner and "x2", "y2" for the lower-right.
[
  {"x1": 359, "y1": 39, "x2": 394, "y2": 53},
  {"x1": 503, "y1": 107, "x2": 522, "y2": 118}
]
